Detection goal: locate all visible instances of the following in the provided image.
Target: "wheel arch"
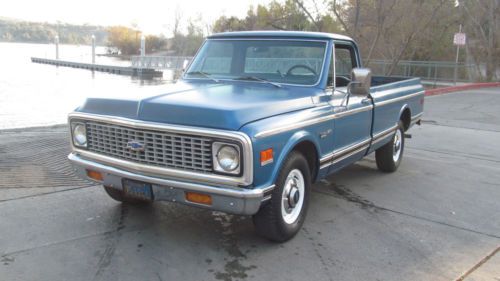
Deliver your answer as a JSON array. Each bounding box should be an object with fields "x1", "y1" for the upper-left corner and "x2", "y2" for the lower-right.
[
  {"x1": 271, "y1": 130, "x2": 321, "y2": 185},
  {"x1": 399, "y1": 105, "x2": 411, "y2": 131}
]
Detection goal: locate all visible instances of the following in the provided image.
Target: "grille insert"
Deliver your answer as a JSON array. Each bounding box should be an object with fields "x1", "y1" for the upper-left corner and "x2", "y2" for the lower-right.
[{"x1": 86, "y1": 122, "x2": 213, "y2": 173}]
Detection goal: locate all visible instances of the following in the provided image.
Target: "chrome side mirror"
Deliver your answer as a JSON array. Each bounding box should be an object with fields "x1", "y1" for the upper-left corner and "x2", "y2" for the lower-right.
[{"x1": 349, "y1": 68, "x2": 372, "y2": 97}]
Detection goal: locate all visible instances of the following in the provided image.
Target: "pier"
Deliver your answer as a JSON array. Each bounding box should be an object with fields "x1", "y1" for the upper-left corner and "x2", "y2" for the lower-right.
[{"x1": 31, "y1": 57, "x2": 163, "y2": 77}]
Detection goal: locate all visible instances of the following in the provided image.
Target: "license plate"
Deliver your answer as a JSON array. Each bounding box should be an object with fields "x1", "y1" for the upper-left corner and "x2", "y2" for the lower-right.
[{"x1": 122, "y1": 179, "x2": 153, "y2": 201}]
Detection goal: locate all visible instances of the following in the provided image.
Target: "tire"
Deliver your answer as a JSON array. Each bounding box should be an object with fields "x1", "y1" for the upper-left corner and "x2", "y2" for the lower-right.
[
  {"x1": 375, "y1": 121, "x2": 405, "y2": 173},
  {"x1": 252, "y1": 151, "x2": 311, "y2": 242},
  {"x1": 103, "y1": 185, "x2": 151, "y2": 205}
]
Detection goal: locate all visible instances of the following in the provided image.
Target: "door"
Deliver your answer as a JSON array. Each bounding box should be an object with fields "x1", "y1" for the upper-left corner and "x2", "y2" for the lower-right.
[{"x1": 327, "y1": 43, "x2": 373, "y2": 173}]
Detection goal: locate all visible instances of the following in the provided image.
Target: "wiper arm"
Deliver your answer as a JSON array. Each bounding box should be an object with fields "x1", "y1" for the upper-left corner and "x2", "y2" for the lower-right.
[
  {"x1": 233, "y1": 76, "x2": 282, "y2": 88},
  {"x1": 185, "y1": 71, "x2": 219, "y2": 82}
]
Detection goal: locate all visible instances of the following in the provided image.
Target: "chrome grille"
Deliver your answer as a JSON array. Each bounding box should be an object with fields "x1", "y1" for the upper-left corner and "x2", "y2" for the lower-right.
[{"x1": 85, "y1": 121, "x2": 213, "y2": 172}]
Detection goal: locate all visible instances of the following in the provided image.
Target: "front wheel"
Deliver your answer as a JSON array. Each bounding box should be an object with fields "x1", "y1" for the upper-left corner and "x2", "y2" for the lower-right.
[
  {"x1": 375, "y1": 121, "x2": 405, "y2": 173},
  {"x1": 252, "y1": 151, "x2": 311, "y2": 242}
]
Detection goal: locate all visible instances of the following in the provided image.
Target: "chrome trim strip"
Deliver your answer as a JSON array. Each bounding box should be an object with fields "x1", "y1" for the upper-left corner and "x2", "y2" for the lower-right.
[
  {"x1": 373, "y1": 124, "x2": 398, "y2": 141},
  {"x1": 183, "y1": 38, "x2": 330, "y2": 88},
  {"x1": 375, "y1": 90, "x2": 424, "y2": 107},
  {"x1": 411, "y1": 112, "x2": 423, "y2": 122},
  {"x1": 371, "y1": 124, "x2": 398, "y2": 145},
  {"x1": 255, "y1": 105, "x2": 373, "y2": 138},
  {"x1": 319, "y1": 125, "x2": 398, "y2": 169},
  {"x1": 319, "y1": 138, "x2": 371, "y2": 168},
  {"x1": 69, "y1": 153, "x2": 272, "y2": 199},
  {"x1": 68, "y1": 112, "x2": 253, "y2": 187},
  {"x1": 332, "y1": 144, "x2": 369, "y2": 165},
  {"x1": 262, "y1": 195, "x2": 272, "y2": 202},
  {"x1": 255, "y1": 90, "x2": 423, "y2": 139},
  {"x1": 320, "y1": 143, "x2": 370, "y2": 169},
  {"x1": 371, "y1": 84, "x2": 422, "y2": 97}
]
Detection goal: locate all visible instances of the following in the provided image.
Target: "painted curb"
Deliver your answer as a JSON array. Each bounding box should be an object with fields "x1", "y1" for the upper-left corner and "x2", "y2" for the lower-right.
[{"x1": 425, "y1": 82, "x2": 500, "y2": 96}]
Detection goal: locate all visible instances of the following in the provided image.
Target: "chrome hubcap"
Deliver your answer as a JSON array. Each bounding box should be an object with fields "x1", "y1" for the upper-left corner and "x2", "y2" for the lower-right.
[
  {"x1": 281, "y1": 169, "x2": 305, "y2": 224},
  {"x1": 393, "y1": 129, "x2": 402, "y2": 162}
]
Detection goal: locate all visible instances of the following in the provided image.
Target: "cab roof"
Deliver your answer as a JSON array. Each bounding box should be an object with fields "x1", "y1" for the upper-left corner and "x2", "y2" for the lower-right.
[{"x1": 208, "y1": 31, "x2": 353, "y2": 42}]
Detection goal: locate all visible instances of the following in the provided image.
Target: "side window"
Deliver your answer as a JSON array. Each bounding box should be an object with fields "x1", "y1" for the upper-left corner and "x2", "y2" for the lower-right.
[
  {"x1": 327, "y1": 44, "x2": 357, "y2": 88},
  {"x1": 335, "y1": 47, "x2": 355, "y2": 76},
  {"x1": 335, "y1": 45, "x2": 357, "y2": 87}
]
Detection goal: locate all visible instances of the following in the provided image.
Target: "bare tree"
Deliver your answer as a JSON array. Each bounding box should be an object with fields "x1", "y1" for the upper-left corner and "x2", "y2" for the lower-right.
[
  {"x1": 331, "y1": 0, "x2": 455, "y2": 74},
  {"x1": 462, "y1": 0, "x2": 499, "y2": 81},
  {"x1": 293, "y1": 0, "x2": 321, "y2": 31}
]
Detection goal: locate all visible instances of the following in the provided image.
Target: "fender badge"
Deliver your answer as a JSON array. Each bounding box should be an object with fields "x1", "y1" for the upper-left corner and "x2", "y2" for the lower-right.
[{"x1": 319, "y1": 129, "x2": 333, "y2": 139}]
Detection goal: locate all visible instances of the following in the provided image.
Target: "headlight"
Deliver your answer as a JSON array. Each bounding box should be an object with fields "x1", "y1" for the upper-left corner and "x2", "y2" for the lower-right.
[
  {"x1": 72, "y1": 123, "x2": 87, "y2": 147},
  {"x1": 213, "y1": 142, "x2": 240, "y2": 175}
]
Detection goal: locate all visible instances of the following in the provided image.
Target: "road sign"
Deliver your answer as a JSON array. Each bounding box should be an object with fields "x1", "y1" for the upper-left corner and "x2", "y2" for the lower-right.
[{"x1": 454, "y1": 33, "x2": 466, "y2": 46}]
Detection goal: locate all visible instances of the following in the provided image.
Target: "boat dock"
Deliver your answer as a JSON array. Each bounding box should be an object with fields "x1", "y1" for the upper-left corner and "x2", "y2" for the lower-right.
[{"x1": 31, "y1": 57, "x2": 163, "y2": 78}]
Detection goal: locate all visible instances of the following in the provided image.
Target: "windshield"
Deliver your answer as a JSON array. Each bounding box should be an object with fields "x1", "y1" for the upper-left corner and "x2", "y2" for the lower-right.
[{"x1": 184, "y1": 39, "x2": 327, "y2": 86}]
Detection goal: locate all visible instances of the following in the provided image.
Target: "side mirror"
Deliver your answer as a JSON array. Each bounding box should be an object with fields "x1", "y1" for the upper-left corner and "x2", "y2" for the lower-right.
[{"x1": 349, "y1": 68, "x2": 372, "y2": 97}]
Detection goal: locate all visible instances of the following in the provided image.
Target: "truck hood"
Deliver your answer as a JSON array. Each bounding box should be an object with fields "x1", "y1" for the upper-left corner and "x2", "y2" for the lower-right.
[{"x1": 77, "y1": 81, "x2": 319, "y2": 130}]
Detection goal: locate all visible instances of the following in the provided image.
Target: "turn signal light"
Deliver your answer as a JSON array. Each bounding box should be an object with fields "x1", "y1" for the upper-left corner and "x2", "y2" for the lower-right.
[
  {"x1": 260, "y1": 148, "x2": 274, "y2": 166},
  {"x1": 86, "y1": 169, "x2": 103, "y2": 181},
  {"x1": 185, "y1": 192, "x2": 212, "y2": 205}
]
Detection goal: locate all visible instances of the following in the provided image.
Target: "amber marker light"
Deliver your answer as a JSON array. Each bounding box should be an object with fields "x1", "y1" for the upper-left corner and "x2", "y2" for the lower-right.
[
  {"x1": 86, "y1": 170, "x2": 103, "y2": 181},
  {"x1": 260, "y1": 148, "x2": 274, "y2": 166},
  {"x1": 185, "y1": 192, "x2": 212, "y2": 205}
]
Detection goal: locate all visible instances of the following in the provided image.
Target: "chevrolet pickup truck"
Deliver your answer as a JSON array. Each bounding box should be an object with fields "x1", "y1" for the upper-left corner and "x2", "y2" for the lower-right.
[{"x1": 68, "y1": 31, "x2": 424, "y2": 242}]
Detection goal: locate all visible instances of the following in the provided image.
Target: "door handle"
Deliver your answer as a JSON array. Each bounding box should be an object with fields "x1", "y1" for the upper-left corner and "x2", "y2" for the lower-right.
[{"x1": 361, "y1": 98, "x2": 371, "y2": 104}]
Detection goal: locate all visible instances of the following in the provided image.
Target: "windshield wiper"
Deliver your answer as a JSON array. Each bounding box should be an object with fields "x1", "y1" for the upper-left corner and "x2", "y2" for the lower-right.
[
  {"x1": 185, "y1": 71, "x2": 219, "y2": 82},
  {"x1": 233, "y1": 76, "x2": 282, "y2": 88}
]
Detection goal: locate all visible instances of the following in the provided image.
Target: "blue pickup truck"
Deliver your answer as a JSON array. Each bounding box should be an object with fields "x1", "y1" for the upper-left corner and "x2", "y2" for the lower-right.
[{"x1": 68, "y1": 31, "x2": 424, "y2": 241}]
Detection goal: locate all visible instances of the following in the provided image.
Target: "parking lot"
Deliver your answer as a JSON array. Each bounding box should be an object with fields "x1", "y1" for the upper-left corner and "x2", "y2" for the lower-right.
[{"x1": 1, "y1": 88, "x2": 499, "y2": 281}]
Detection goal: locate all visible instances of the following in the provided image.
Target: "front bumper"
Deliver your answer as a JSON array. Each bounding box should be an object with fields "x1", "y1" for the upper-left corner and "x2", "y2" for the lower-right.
[{"x1": 68, "y1": 153, "x2": 273, "y2": 215}]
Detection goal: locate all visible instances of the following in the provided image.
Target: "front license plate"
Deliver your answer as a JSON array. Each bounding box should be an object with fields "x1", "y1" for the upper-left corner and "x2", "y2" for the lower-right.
[{"x1": 122, "y1": 179, "x2": 153, "y2": 201}]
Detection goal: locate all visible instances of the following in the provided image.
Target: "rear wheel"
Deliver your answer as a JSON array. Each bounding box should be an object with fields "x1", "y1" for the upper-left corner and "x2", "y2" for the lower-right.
[
  {"x1": 375, "y1": 121, "x2": 405, "y2": 173},
  {"x1": 253, "y1": 151, "x2": 311, "y2": 242},
  {"x1": 103, "y1": 185, "x2": 151, "y2": 205}
]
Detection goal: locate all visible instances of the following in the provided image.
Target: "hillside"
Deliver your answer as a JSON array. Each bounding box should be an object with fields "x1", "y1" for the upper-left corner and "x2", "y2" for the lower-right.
[{"x1": 0, "y1": 18, "x2": 107, "y2": 45}]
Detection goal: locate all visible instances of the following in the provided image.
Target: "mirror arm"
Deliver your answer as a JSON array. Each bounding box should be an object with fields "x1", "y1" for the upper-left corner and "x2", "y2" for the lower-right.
[{"x1": 344, "y1": 81, "x2": 362, "y2": 106}]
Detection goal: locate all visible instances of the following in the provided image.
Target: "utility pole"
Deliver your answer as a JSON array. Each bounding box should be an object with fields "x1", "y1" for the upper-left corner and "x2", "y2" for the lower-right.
[
  {"x1": 453, "y1": 25, "x2": 462, "y2": 85},
  {"x1": 140, "y1": 35, "x2": 146, "y2": 57},
  {"x1": 55, "y1": 35, "x2": 59, "y2": 60},
  {"x1": 91, "y1": 35, "x2": 96, "y2": 64}
]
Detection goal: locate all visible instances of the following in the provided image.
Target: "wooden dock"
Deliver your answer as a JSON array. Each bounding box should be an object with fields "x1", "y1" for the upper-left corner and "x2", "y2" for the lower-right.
[{"x1": 31, "y1": 57, "x2": 163, "y2": 78}]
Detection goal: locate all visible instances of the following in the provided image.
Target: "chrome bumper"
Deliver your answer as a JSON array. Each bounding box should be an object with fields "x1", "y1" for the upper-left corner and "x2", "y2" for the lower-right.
[{"x1": 68, "y1": 153, "x2": 273, "y2": 215}]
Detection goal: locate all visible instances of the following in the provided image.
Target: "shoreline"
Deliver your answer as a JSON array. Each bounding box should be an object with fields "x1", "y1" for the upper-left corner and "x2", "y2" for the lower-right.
[{"x1": 0, "y1": 123, "x2": 67, "y2": 133}]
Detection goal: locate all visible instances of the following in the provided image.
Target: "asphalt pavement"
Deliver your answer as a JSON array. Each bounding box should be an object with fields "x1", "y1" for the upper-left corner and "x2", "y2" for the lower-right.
[{"x1": 1, "y1": 88, "x2": 499, "y2": 281}]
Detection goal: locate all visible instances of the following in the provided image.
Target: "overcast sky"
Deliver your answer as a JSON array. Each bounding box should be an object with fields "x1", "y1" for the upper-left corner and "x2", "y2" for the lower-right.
[{"x1": 2, "y1": 0, "x2": 272, "y2": 35}]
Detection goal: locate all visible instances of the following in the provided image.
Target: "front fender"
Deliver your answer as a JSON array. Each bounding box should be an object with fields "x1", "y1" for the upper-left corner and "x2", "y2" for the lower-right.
[
  {"x1": 245, "y1": 127, "x2": 326, "y2": 189},
  {"x1": 239, "y1": 103, "x2": 334, "y2": 189},
  {"x1": 269, "y1": 130, "x2": 321, "y2": 185}
]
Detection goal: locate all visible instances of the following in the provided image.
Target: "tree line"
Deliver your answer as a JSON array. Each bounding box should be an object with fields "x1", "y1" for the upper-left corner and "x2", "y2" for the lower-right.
[
  {"x1": 2, "y1": 0, "x2": 497, "y2": 81},
  {"x1": 210, "y1": 0, "x2": 499, "y2": 81},
  {"x1": 0, "y1": 18, "x2": 107, "y2": 45}
]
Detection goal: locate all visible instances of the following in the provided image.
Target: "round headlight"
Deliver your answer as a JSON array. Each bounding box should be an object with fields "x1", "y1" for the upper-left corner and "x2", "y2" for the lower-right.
[
  {"x1": 216, "y1": 145, "x2": 240, "y2": 172},
  {"x1": 73, "y1": 124, "x2": 87, "y2": 147}
]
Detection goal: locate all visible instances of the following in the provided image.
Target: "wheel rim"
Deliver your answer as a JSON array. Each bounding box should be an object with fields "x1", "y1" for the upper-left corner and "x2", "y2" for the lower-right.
[
  {"x1": 393, "y1": 129, "x2": 403, "y2": 162},
  {"x1": 281, "y1": 169, "x2": 305, "y2": 224}
]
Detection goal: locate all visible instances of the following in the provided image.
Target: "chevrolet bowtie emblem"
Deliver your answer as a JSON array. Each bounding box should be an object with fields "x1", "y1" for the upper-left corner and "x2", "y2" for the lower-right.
[{"x1": 126, "y1": 140, "x2": 146, "y2": 152}]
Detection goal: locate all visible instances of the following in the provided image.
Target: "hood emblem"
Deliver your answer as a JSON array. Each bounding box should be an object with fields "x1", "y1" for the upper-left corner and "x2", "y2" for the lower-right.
[{"x1": 126, "y1": 140, "x2": 146, "y2": 152}]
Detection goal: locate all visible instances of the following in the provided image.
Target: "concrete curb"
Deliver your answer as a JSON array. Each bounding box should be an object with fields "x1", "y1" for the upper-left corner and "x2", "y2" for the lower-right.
[{"x1": 425, "y1": 82, "x2": 500, "y2": 96}]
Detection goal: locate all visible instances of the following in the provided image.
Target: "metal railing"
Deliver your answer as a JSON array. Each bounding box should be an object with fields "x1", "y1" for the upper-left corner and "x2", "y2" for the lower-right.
[
  {"x1": 131, "y1": 56, "x2": 192, "y2": 70},
  {"x1": 131, "y1": 56, "x2": 479, "y2": 83},
  {"x1": 367, "y1": 60, "x2": 476, "y2": 82}
]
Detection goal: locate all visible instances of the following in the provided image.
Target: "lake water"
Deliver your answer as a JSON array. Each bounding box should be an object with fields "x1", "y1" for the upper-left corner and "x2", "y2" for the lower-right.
[{"x1": 0, "y1": 42, "x2": 172, "y2": 129}]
